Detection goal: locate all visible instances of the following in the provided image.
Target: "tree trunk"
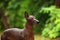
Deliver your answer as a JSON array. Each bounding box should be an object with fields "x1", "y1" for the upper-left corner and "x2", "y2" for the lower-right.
[
  {"x1": 0, "y1": 8, "x2": 11, "y2": 29},
  {"x1": 55, "y1": 0, "x2": 60, "y2": 8}
]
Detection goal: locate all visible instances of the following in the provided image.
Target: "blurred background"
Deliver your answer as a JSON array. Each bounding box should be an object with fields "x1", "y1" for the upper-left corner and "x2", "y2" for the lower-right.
[{"x1": 0, "y1": 0, "x2": 60, "y2": 40}]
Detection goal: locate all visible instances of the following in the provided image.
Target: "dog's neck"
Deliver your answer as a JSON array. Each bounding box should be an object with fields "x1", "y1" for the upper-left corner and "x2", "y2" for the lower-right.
[
  {"x1": 24, "y1": 21, "x2": 34, "y2": 40},
  {"x1": 24, "y1": 21, "x2": 34, "y2": 33}
]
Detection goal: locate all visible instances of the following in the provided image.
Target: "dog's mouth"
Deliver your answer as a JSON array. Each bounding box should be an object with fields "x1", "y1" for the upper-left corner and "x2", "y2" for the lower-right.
[
  {"x1": 34, "y1": 20, "x2": 39, "y2": 24},
  {"x1": 37, "y1": 21, "x2": 39, "y2": 24}
]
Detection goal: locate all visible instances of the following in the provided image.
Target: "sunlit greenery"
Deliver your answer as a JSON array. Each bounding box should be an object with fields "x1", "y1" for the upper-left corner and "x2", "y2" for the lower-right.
[{"x1": 41, "y1": 6, "x2": 60, "y2": 38}]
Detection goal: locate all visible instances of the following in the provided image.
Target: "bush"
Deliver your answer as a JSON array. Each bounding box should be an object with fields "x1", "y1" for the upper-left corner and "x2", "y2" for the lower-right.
[{"x1": 41, "y1": 6, "x2": 60, "y2": 38}]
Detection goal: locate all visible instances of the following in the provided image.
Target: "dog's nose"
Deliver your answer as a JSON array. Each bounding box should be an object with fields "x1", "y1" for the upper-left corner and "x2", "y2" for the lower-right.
[
  {"x1": 37, "y1": 21, "x2": 39, "y2": 24},
  {"x1": 36, "y1": 20, "x2": 39, "y2": 24}
]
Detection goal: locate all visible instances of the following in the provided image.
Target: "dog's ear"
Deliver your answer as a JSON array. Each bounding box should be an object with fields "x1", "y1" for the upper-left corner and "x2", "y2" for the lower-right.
[{"x1": 25, "y1": 11, "x2": 29, "y2": 18}]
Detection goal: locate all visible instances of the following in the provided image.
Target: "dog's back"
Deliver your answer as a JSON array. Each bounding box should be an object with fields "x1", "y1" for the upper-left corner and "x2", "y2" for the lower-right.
[{"x1": 1, "y1": 28, "x2": 24, "y2": 40}]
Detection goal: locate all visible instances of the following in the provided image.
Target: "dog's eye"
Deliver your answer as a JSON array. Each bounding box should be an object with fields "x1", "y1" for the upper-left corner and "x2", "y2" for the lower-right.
[{"x1": 31, "y1": 18, "x2": 33, "y2": 19}]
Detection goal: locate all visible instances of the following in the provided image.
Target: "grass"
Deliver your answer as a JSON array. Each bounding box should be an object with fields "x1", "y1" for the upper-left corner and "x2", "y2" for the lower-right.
[
  {"x1": 34, "y1": 34, "x2": 41, "y2": 40},
  {"x1": 34, "y1": 34, "x2": 51, "y2": 40}
]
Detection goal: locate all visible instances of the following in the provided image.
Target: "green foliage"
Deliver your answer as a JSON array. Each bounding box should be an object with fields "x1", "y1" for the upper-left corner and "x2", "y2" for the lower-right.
[
  {"x1": 0, "y1": 0, "x2": 44, "y2": 30},
  {"x1": 0, "y1": 0, "x2": 29, "y2": 29},
  {"x1": 7, "y1": 0, "x2": 29, "y2": 28},
  {"x1": 41, "y1": 6, "x2": 60, "y2": 38},
  {"x1": 0, "y1": 0, "x2": 55, "y2": 34}
]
